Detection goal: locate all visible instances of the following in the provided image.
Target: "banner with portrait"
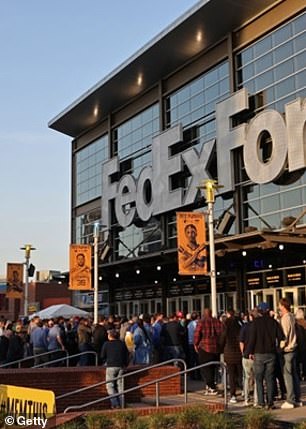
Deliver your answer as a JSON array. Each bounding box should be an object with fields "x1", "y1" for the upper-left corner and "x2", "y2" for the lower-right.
[
  {"x1": 177, "y1": 212, "x2": 207, "y2": 276},
  {"x1": 6, "y1": 263, "x2": 24, "y2": 298},
  {"x1": 69, "y1": 244, "x2": 92, "y2": 290}
]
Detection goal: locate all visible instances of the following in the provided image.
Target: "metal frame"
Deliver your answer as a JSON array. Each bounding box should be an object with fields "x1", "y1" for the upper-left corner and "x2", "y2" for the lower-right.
[
  {"x1": 0, "y1": 350, "x2": 98, "y2": 369},
  {"x1": 62, "y1": 360, "x2": 227, "y2": 413}
]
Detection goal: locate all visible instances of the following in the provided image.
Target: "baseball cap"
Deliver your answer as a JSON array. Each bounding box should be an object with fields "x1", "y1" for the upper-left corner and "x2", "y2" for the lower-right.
[{"x1": 257, "y1": 302, "x2": 269, "y2": 312}]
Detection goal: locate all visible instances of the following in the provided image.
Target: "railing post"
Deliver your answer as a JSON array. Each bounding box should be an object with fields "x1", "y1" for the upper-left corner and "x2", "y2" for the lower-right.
[
  {"x1": 223, "y1": 364, "x2": 227, "y2": 409},
  {"x1": 184, "y1": 370, "x2": 187, "y2": 404},
  {"x1": 155, "y1": 382, "x2": 160, "y2": 407},
  {"x1": 121, "y1": 376, "x2": 125, "y2": 409}
]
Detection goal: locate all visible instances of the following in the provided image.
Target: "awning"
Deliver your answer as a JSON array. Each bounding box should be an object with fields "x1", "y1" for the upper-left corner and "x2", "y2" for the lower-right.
[{"x1": 214, "y1": 227, "x2": 306, "y2": 255}]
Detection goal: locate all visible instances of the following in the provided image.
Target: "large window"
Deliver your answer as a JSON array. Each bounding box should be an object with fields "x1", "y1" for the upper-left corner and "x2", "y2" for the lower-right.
[
  {"x1": 112, "y1": 105, "x2": 161, "y2": 259},
  {"x1": 75, "y1": 134, "x2": 108, "y2": 206},
  {"x1": 236, "y1": 12, "x2": 306, "y2": 230},
  {"x1": 76, "y1": 208, "x2": 101, "y2": 245}
]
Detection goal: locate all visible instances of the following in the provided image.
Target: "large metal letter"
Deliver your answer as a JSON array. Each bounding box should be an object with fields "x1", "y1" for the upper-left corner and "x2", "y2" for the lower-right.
[
  {"x1": 182, "y1": 139, "x2": 215, "y2": 206},
  {"x1": 244, "y1": 110, "x2": 287, "y2": 183},
  {"x1": 102, "y1": 157, "x2": 120, "y2": 232},
  {"x1": 136, "y1": 166, "x2": 153, "y2": 222},
  {"x1": 115, "y1": 174, "x2": 137, "y2": 227},
  {"x1": 216, "y1": 89, "x2": 248, "y2": 193},
  {"x1": 286, "y1": 97, "x2": 306, "y2": 172},
  {"x1": 152, "y1": 124, "x2": 184, "y2": 215}
]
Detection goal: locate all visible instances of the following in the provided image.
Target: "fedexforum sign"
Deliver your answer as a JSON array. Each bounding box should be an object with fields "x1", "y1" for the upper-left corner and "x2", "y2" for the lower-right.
[{"x1": 102, "y1": 88, "x2": 306, "y2": 228}]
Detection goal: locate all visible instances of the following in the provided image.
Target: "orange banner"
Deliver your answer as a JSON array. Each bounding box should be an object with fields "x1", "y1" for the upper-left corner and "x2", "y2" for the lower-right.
[
  {"x1": 69, "y1": 244, "x2": 92, "y2": 290},
  {"x1": 177, "y1": 212, "x2": 207, "y2": 276},
  {"x1": 6, "y1": 263, "x2": 24, "y2": 298}
]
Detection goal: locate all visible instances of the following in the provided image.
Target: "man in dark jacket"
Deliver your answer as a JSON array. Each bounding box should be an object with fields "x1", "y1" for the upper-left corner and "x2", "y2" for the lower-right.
[
  {"x1": 101, "y1": 329, "x2": 129, "y2": 409},
  {"x1": 247, "y1": 302, "x2": 284, "y2": 409}
]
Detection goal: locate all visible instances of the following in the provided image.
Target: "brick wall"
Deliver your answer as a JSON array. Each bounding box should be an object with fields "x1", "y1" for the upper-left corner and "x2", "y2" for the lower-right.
[{"x1": 0, "y1": 365, "x2": 181, "y2": 412}]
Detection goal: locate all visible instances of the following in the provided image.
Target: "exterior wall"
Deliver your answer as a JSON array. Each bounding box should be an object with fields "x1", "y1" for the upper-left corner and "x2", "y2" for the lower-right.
[{"x1": 54, "y1": 1, "x2": 306, "y2": 315}]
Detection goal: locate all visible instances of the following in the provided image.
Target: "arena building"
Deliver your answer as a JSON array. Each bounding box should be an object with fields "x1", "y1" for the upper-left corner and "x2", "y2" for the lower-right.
[{"x1": 49, "y1": 0, "x2": 306, "y2": 316}]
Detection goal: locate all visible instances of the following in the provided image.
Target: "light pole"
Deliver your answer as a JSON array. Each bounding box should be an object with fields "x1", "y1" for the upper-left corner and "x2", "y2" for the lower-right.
[
  {"x1": 20, "y1": 244, "x2": 36, "y2": 317},
  {"x1": 93, "y1": 223, "x2": 99, "y2": 325},
  {"x1": 199, "y1": 180, "x2": 222, "y2": 317}
]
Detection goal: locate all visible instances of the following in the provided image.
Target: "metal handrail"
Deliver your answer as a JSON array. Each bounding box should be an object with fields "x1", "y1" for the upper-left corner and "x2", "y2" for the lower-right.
[
  {"x1": 33, "y1": 351, "x2": 98, "y2": 368},
  {"x1": 0, "y1": 350, "x2": 69, "y2": 368},
  {"x1": 63, "y1": 361, "x2": 227, "y2": 413},
  {"x1": 57, "y1": 358, "x2": 186, "y2": 400}
]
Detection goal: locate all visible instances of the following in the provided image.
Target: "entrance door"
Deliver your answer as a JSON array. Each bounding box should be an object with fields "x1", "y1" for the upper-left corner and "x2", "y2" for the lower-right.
[
  {"x1": 282, "y1": 288, "x2": 298, "y2": 311},
  {"x1": 263, "y1": 291, "x2": 275, "y2": 312},
  {"x1": 167, "y1": 297, "x2": 179, "y2": 315}
]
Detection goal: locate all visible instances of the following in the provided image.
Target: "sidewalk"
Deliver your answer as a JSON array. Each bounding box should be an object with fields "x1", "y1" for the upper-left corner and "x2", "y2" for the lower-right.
[{"x1": 141, "y1": 378, "x2": 306, "y2": 426}]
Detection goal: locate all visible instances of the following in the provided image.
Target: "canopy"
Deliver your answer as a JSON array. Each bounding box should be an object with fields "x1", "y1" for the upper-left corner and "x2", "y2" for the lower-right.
[{"x1": 30, "y1": 304, "x2": 90, "y2": 320}]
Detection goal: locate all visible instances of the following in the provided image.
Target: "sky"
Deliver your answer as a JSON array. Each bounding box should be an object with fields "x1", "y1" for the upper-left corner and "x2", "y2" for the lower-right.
[{"x1": 0, "y1": 0, "x2": 198, "y2": 276}]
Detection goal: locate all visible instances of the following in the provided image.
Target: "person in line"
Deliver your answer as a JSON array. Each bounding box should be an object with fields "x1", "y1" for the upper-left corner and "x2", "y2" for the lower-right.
[
  {"x1": 278, "y1": 298, "x2": 301, "y2": 409},
  {"x1": 30, "y1": 318, "x2": 49, "y2": 366},
  {"x1": 220, "y1": 309, "x2": 242, "y2": 404},
  {"x1": 194, "y1": 308, "x2": 223, "y2": 395},
  {"x1": 101, "y1": 329, "x2": 129, "y2": 409},
  {"x1": 186, "y1": 311, "x2": 200, "y2": 380},
  {"x1": 47, "y1": 319, "x2": 66, "y2": 366},
  {"x1": 295, "y1": 308, "x2": 306, "y2": 381},
  {"x1": 160, "y1": 313, "x2": 185, "y2": 364},
  {"x1": 247, "y1": 302, "x2": 284, "y2": 410},
  {"x1": 77, "y1": 318, "x2": 93, "y2": 366},
  {"x1": 239, "y1": 309, "x2": 258, "y2": 406}
]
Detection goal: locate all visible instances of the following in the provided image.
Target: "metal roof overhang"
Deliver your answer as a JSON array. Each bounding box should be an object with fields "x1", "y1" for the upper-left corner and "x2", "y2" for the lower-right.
[
  {"x1": 214, "y1": 229, "x2": 306, "y2": 254},
  {"x1": 49, "y1": 0, "x2": 280, "y2": 138}
]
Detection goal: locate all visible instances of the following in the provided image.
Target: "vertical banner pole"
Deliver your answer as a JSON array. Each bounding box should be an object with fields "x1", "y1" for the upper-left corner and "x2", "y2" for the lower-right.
[{"x1": 93, "y1": 223, "x2": 99, "y2": 325}]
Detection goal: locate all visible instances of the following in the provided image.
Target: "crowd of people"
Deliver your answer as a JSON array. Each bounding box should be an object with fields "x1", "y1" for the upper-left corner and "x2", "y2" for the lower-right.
[{"x1": 0, "y1": 298, "x2": 305, "y2": 410}]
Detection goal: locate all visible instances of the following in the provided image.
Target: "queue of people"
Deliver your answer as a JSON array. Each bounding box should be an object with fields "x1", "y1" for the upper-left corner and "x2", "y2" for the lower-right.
[{"x1": 0, "y1": 300, "x2": 305, "y2": 410}]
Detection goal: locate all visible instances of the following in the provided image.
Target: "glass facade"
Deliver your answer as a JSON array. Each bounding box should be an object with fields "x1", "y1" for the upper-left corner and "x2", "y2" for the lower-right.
[
  {"x1": 75, "y1": 134, "x2": 108, "y2": 206},
  {"x1": 76, "y1": 208, "x2": 102, "y2": 245},
  {"x1": 236, "y1": 12, "x2": 306, "y2": 230},
  {"x1": 165, "y1": 61, "x2": 233, "y2": 241},
  {"x1": 112, "y1": 104, "x2": 161, "y2": 259}
]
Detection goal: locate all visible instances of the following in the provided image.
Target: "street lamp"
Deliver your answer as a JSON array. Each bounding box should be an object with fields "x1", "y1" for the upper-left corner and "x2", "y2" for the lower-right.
[
  {"x1": 93, "y1": 223, "x2": 107, "y2": 324},
  {"x1": 198, "y1": 180, "x2": 222, "y2": 317},
  {"x1": 20, "y1": 244, "x2": 36, "y2": 317}
]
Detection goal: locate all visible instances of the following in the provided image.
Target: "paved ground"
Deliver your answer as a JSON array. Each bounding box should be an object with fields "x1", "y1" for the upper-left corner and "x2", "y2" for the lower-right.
[{"x1": 141, "y1": 378, "x2": 306, "y2": 425}]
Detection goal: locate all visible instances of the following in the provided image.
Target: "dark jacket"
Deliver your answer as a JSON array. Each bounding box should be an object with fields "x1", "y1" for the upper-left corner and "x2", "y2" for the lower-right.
[
  {"x1": 101, "y1": 339, "x2": 129, "y2": 368},
  {"x1": 246, "y1": 314, "x2": 284, "y2": 355},
  {"x1": 220, "y1": 317, "x2": 242, "y2": 364}
]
